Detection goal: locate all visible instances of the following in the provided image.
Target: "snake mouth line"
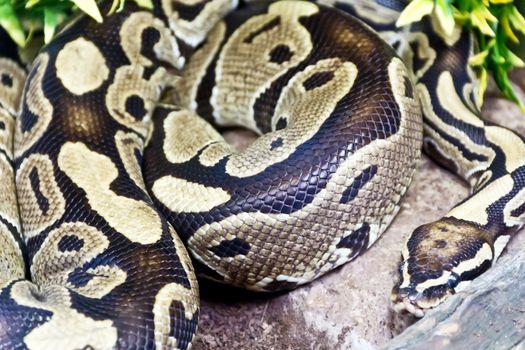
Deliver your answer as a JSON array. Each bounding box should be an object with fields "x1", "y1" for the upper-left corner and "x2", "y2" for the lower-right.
[{"x1": 392, "y1": 298, "x2": 426, "y2": 318}]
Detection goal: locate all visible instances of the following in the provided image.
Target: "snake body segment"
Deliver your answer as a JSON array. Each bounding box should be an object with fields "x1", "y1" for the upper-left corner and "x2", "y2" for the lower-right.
[{"x1": 0, "y1": 0, "x2": 523, "y2": 348}]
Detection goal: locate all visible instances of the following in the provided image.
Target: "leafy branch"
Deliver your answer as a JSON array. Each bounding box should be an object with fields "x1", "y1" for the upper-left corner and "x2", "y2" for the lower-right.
[
  {"x1": 0, "y1": 0, "x2": 152, "y2": 46},
  {"x1": 397, "y1": 0, "x2": 525, "y2": 110}
]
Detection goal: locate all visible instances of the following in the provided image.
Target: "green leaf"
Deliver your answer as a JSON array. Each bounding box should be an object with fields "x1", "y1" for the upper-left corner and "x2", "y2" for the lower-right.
[
  {"x1": 44, "y1": 8, "x2": 59, "y2": 43},
  {"x1": 396, "y1": 0, "x2": 434, "y2": 27},
  {"x1": 435, "y1": 0, "x2": 456, "y2": 36},
  {"x1": 0, "y1": 1, "x2": 26, "y2": 46},
  {"x1": 70, "y1": 0, "x2": 102, "y2": 22}
]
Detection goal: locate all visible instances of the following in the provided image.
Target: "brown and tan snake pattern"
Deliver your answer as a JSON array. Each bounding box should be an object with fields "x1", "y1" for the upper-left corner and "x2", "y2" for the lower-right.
[{"x1": 0, "y1": 0, "x2": 523, "y2": 348}]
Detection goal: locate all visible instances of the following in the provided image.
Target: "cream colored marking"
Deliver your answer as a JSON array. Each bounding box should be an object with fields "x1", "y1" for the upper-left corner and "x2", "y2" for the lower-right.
[
  {"x1": 115, "y1": 131, "x2": 147, "y2": 191},
  {"x1": 31, "y1": 222, "x2": 127, "y2": 298},
  {"x1": 153, "y1": 176, "x2": 231, "y2": 212},
  {"x1": 163, "y1": 109, "x2": 224, "y2": 163},
  {"x1": 415, "y1": 271, "x2": 451, "y2": 294},
  {"x1": 15, "y1": 53, "x2": 53, "y2": 157},
  {"x1": 188, "y1": 58, "x2": 422, "y2": 288},
  {"x1": 120, "y1": 12, "x2": 183, "y2": 69},
  {"x1": 106, "y1": 66, "x2": 166, "y2": 137},
  {"x1": 319, "y1": 0, "x2": 398, "y2": 24},
  {"x1": 503, "y1": 185, "x2": 525, "y2": 228},
  {"x1": 399, "y1": 260, "x2": 411, "y2": 289},
  {"x1": 73, "y1": 266, "x2": 128, "y2": 299},
  {"x1": 446, "y1": 174, "x2": 514, "y2": 225},
  {"x1": 17, "y1": 154, "x2": 66, "y2": 239},
  {"x1": 493, "y1": 235, "x2": 511, "y2": 260},
  {"x1": 174, "y1": 21, "x2": 226, "y2": 110},
  {"x1": 199, "y1": 142, "x2": 232, "y2": 167},
  {"x1": 0, "y1": 111, "x2": 15, "y2": 158},
  {"x1": 430, "y1": 14, "x2": 462, "y2": 46},
  {"x1": 0, "y1": 221, "x2": 24, "y2": 289},
  {"x1": 485, "y1": 126, "x2": 525, "y2": 173},
  {"x1": 0, "y1": 152, "x2": 20, "y2": 230},
  {"x1": 55, "y1": 38, "x2": 109, "y2": 95},
  {"x1": 417, "y1": 84, "x2": 495, "y2": 180},
  {"x1": 225, "y1": 59, "x2": 358, "y2": 178},
  {"x1": 11, "y1": 281, "x2": 117, "y2": 350},
  {"x1": 380, "y1": 30, "x2": 436, "y2": 80},
  {"x1": 153, "y1": 283, "x2": 198, "y2": 349},
  {"x1": 58, "y1": 142, "x2": 162, "y2": 244},
  {"x1": 473, "y1": 169, "x2": 493, "y2": 192},
  {"x1": 211, "y1": 1, "x2": 316, "y2": 132},
  {"x1": 162, "y1": 0, "x2": 236, "y2": 46},
  {"x1": 31, "y1": 223, "x2": 116, "y2": 295},
  {"x1": 0, "y1": 57, "x2": 26, "y2": 115},
  {"x1": 452, "y1": 243, "x2": 493, "y2": 275},
  {"x1": 437, "y1": 72, "x2": 484, "y2": 128}
]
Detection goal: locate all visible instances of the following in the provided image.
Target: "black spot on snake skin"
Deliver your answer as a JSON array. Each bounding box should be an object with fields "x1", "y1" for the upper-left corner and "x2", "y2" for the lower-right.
[
  {"x1": 391, "y1": 40, "x2": 401, "y2": 51},
  {"x1": 340, "y1": 165, "x2": 378, "y2": 204},
  {"x1": 270, "y1": 137, "x2": 283, "y2": 150},
  {"x1": 210, "y1": 237, "x2": 251, "y2": 258},
  {"x1": 171, "y1": 0, "x2": 206, "y2": 21},
  {"x1": 0, "y1": 121, "x2": 5, "y2": 130},
  {"x1": 1, "y1": 73, "x2": 12, "y2": 87},
  {"x1": 243, "y1": 17, "x2": 281, "y2": 44},
  {"x1": 140, "y1": 27, "x2": 161, "y2": 61},
  {"x1": 263, "y1": 279, "x2": 298, "y2": 291},
  {"x1": 29, "y1": 167, "x2": 49, "y2": 215},
  {"x1": 125, "y1": 95, "x2": 147, "y2": 121},
  {"x1": 302, "y1": 71, "x2": 335, "y2": 91},
  {"x1": 403, "y1": 76, "x2": 413, "y2": 98},
  {"x1": 58, "y1": 235, "x2": 84, "y2": 252},
  {"x1": 269, "y1": 44, "x2": 294, "y2": 64},
  {"x1": 336, "y1": 223, "x2": 370, "y2": 258},
  {"x1": 275, "y1": 117, "x2": 287, "y2": 130}
]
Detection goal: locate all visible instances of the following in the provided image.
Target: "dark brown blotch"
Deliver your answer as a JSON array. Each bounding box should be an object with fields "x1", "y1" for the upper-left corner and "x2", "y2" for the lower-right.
[
  {"x1": 210, "y1": 237, "x2": 251, "y2": 258},
  {"x1": 269, "y1": 45, "x2": 294, "y2": 64},
  {"x1": 302, "y1": 71, "x2": 335, "y2": 91},
  {"x1": 1, "y1": 73, "x2": 12, "y2": 87}
]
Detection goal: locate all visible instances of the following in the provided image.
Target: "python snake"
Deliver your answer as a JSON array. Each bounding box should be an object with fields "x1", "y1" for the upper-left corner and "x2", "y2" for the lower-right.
[{"x1": 0, "y1": 0, "x2": 523, "y2": 348}]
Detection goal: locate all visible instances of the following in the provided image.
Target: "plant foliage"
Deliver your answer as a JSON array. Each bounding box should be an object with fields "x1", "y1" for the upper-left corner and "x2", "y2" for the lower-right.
[{"x1": 398, "y1": 0, "x2": 525, "y2": 109}]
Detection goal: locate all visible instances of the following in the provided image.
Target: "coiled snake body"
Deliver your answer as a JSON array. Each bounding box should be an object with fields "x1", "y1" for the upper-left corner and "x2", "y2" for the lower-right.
[{"x1": 0, "y1": 0, "x2": 523, "y2": 348}]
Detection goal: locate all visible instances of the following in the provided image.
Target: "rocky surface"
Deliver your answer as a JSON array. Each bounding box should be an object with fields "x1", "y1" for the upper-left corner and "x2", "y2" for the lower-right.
[{"x1": 191, "y1": 71, "x2": 525, "y2": 350}]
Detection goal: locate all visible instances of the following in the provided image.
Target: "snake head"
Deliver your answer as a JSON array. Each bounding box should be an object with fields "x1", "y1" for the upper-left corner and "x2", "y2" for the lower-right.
[{"x1": 390, "y1": 217, "x2": 494, "y2": 317}]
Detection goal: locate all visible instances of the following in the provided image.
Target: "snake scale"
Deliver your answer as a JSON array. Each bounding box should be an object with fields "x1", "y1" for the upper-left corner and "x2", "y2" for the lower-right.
[{"x1": 0, "y1": 0, "x2": 524, "y2": 348}]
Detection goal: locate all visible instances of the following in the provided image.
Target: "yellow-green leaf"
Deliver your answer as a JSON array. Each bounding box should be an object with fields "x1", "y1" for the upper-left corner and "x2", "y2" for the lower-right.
[
  {"x1": 43, "y1": 8, "x2": 59, "y2": 43},
  {"x1": 25, "y1": 0, "x2": 40, "y2": 9},
  {"x1": 469, "y1": 50, "x2": 490, "y2": 66},
  {"x1": 71, "y1": 0, "x2": 103, "y2": 23},
  {"x1": 508, "y1": 50, "x2": 525, "y2": 67},
  {"x1": 435, "y1": 0, "x2": 456, "y2": 37},
  {"x1": 477, "y1": 68, "x2": 488, "y2": 106},
  {"x1": 0, "y1": 2, "x2": 26, "y2": 46},
  {"x1": 396, "y1": 0, "x2": 434, "y2": 27},
  {"x1": 509, "y1": 6, "x2": 525, "y2": 35},
  {"x1": 133, "y1": 0, "x2": 153, "y2": 10},
  {"x1": 471, "y1": 8, "x2": 496, "y2": 36}
]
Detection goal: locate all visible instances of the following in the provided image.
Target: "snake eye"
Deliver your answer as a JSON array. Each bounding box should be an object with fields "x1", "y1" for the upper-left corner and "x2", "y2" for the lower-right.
[{"x1": 447, "y1": 272, "x2": 460, "y2": 289}]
